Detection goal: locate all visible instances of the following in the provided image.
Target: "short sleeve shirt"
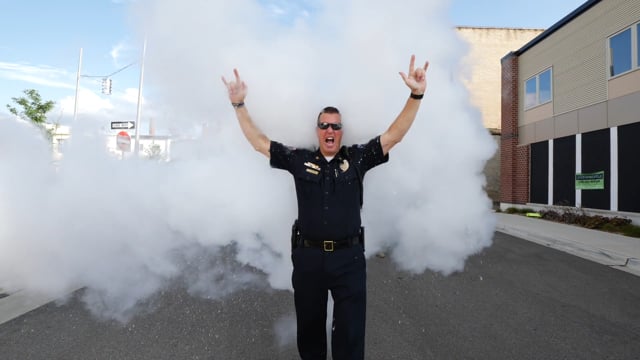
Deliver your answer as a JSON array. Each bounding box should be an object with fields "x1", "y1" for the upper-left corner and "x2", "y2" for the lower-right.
[{"x1": 270, "y1": 136, "x2": 389, "y2": 240}]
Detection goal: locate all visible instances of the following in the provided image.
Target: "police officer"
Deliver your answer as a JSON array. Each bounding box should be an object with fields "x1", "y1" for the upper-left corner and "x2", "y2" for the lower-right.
[{"x1": 222, "y1": 55, "x2": 428, "y2": 360}]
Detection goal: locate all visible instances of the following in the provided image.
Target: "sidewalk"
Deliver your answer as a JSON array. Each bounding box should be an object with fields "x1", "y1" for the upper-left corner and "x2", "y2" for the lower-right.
[
  {"x1": 0, "y1": 289, "x2": 61, "y2": 325},
  {"x1": 496, "y1": 212, "x2": 640, "y2": 277}
]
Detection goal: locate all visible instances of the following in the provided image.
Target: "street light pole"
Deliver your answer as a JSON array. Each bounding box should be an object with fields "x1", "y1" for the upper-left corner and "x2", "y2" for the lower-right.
[
  {"x1": 134, "y1": 35, "x2": 147, "y2": 156},
  {"x1": 73, "y1": 48, "x2": 83, "y2": 122}
]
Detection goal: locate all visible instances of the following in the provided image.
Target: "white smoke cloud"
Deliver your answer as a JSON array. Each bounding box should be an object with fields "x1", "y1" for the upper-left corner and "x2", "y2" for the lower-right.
[{"x1": 0, "y1": 0, "x2": 495, "y2": 322}]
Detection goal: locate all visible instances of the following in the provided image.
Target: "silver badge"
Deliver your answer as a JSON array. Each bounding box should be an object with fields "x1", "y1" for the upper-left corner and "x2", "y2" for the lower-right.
[{"x1": 339, "y1": 159, "x2": 349, "y2": 172}]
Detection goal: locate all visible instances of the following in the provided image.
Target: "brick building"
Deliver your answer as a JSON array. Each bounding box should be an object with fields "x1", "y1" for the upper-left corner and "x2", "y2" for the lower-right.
[
  {"x1": 500, "y1": 0, "x2": 640, "y2": 222},
  {"x1": 456, "y1": 27, "x2": 544, "y2": 205}
]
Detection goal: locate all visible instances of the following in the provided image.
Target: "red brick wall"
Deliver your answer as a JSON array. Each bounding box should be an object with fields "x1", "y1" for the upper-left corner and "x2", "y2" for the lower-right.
[
  {"x1": 500, "y1": 53, "x2": 530, "y2": 204},
  {"x1": 513, "y1": 145, "x2": 529, "y2": 204}
]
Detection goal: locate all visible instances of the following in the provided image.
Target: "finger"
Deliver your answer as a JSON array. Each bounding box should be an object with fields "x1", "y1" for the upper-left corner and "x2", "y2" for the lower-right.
[
  {"x1": 399, "y1": 71, "x2": 408, "y2": 82},
  {"x1": 408, "y1": 55, "x2": 416, "y2": 75},
  {"x1": 221, "y1": 76, "x2": 228, "y2": 86},
  {"x1": 423, "y1": 61, "x2": 429, "y2": 72},
  {"x1": 233, "y1": 68, "x2": 241, "y2": 83}
]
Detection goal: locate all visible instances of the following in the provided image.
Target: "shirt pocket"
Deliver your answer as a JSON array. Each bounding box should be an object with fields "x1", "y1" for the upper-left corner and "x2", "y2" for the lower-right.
[{"x1": 336, "y1": 167, "x2": 358, "y2": 185}]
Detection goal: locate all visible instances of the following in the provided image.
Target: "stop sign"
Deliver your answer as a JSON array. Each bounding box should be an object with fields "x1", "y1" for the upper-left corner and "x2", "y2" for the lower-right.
[{"x1": 116, "y1": 131, "x2": 131, "y2": 152}]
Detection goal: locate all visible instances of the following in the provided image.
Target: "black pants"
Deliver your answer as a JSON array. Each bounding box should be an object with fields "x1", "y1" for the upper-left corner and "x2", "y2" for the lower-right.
[{"x1": 291, "y1": 244, "x2": 366, "y2": 360}]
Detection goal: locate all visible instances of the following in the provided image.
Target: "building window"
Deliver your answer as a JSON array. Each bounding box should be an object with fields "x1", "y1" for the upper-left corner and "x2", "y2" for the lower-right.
[
  {"x1": 609, "y1": 28, "x2": 632, "y2": 76},
  {"x1": 524, "y1": 68, "x2": 552, "y2": 109},
  {"x1": 608, "y1": 22, "x2": 640, "y2": 78},
  {"x1": 538, "y1": 69, "x2": 552, "y2": 103},
  {"x1": 525, "y1": 78, "x2": 537, "y2": 108}
]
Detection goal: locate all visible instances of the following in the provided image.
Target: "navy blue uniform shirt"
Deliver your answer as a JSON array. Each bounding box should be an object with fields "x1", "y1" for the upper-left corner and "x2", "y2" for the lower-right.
[{"x1": 270, "y1": 136, "x2": 388, "y2": 241}]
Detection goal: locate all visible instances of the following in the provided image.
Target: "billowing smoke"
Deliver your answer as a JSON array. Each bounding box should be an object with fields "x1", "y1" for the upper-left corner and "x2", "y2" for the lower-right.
[{"x1": 0, "y1": 0, "x2": 495, "y2": 322}]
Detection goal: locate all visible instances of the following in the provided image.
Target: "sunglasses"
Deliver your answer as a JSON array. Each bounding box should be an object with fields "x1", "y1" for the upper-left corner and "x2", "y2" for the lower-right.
[{"x1": 317, "y1": 122, "x2": 343, "y2": 130}]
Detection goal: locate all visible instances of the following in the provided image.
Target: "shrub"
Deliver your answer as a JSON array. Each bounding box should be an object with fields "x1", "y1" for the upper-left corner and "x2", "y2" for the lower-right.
[
  {"x1": 536, "y1": 208, "x2": 639, "y2": 238},
  {"x1": 505, "y1": 207, "x2": 535, "y2": 214}
]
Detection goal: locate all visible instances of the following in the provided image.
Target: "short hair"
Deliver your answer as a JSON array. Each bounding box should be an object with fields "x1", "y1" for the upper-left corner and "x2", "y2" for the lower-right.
[{"x1": 317, "y1": 106, "x2": 340, "y2": 123}]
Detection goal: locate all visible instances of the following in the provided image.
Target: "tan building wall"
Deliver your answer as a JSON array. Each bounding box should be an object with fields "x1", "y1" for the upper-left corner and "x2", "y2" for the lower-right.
[
  {"x1": 456, "y1": 27, "x2": 544, "y2": 206},
  {"x1": 501, "y1": 0, "x2": 640, "y2": 215},
  {"x1": 519, "y1": 0, "x2": 640, "y2": 145},
  {"x1": 456, "y1": 27, "x2": 544, "y2": 130}
]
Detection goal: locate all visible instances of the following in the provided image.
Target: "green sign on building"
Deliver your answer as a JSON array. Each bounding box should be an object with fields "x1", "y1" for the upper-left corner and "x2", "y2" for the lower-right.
[{"x1": 575, "y1": 171, "x2": 605, "y2": 190}]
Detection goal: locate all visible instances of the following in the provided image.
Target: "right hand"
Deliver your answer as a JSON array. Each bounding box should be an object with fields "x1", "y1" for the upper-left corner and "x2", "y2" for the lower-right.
[
  {"x1": 399, "y1": 55, "x2": 429, "y2": 95},
  {"x1": 221, "y1": 68, "x2": 247, "y2": 103}
]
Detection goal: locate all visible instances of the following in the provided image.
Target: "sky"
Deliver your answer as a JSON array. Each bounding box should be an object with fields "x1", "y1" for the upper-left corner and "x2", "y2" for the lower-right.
[
  {"x1": 1, "y1": 0, "x2": 589, "y2": 324},
  {"x1": 0, "y1": 0, "x2": 588, "y2": 127}
]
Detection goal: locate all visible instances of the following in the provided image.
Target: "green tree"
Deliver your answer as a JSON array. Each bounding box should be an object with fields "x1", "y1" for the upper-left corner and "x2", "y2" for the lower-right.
[{"x1": 6, "y1": 89, "x2": 55, "y2": 125}]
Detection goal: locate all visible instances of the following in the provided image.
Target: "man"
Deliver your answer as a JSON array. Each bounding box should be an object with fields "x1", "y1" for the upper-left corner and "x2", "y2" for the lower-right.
[{"x1": 222, "y1": 55, "x2": 428, "y2": 360}]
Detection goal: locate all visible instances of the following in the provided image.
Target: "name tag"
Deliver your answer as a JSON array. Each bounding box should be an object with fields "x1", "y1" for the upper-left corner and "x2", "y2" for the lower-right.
[{"x1": 304, "y1": 162, "x2": 321, "y2": 171}]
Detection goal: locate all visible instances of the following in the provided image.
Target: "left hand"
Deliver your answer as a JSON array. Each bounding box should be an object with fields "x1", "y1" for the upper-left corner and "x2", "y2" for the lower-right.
[
  {"x1": 221, "y1": 68, "x2": 247, "y2": 103},
  {"x1": 399, "y1": 55, "x2": 429, "y2": 95}
]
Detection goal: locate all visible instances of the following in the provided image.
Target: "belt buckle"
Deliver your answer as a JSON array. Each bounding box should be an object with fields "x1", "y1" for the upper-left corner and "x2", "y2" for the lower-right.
[{"x1": 323, "y1": 241, "x2": 334, "y2": 252}]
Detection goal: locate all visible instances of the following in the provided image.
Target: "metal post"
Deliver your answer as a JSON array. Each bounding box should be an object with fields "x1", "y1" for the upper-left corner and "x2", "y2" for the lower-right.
[
  {"x1": 134, "y1": 36, "x2": 147, "y2": 156},
  {"x1": 73, "y1": 48, "x2": 83, "y2": 122}
]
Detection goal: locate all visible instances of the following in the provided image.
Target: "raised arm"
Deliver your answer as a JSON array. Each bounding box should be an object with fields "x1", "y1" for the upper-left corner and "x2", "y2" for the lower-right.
[
  {"x1": 221, "y1": 69, "x2": 271, "y2": 158},
  {"x1": 380, "y1": 55, "x2": 429, "y2": 155}
]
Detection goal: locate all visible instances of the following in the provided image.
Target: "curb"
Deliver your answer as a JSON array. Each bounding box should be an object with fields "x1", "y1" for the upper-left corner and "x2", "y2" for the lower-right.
[
  {"x1": 496, "y1": 224, "x2": 640, "y2": 277},
  {"x1": 0, "y1": 289, "x2": 60, "y2": 326},
  {"x1": 624, "y1": 258, "x2": 640, "y2": 275}
]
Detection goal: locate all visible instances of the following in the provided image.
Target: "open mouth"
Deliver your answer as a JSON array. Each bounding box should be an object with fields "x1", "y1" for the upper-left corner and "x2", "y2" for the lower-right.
[{"x1": 325, "y1": 137, "x2": 335, "y2": 145}]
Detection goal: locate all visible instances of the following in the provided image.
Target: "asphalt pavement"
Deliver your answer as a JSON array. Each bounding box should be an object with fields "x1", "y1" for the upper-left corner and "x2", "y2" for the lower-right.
[
  {"x1": 2, "y1": 230, "x2": 640, "y2": 359},
  {"x1": 2, "y1": 213, "x2": 639, "y2": 328},
  {"x1": 2, "y1": 213, "x2": 639, "y2": 327},
  {"x1": 1, "y1": 214, "x2": 639, "y2": 359}
]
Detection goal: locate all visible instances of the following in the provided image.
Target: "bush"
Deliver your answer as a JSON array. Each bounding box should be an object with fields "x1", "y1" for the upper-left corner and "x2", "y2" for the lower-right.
[
  {"x1": 534, "y1": 208, "x2": 640, "y2": 238},
  {"x1": 505, "y1": 207, "x2": 535, "y2": 214}
]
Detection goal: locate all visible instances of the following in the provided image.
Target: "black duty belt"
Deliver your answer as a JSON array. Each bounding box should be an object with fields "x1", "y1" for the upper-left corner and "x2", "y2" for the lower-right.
[{"x1": 299, "y1": 236, "x2": 361, "y2": 252}]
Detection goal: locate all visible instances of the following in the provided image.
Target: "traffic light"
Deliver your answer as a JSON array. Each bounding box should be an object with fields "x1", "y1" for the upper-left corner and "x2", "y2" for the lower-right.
[{"x1": 101, "y1": 78, "x2": 112, "y2": 95}]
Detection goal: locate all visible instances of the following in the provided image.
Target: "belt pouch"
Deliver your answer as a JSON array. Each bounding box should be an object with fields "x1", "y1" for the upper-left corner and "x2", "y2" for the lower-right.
[{"x1": 291, "y1": 220, "x2": 300, "y2": 250}]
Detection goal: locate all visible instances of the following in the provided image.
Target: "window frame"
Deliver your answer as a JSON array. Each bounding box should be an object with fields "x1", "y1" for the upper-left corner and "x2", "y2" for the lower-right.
[
  {"x1": 637, "y1": 23, "x2": 640, "y2": 68},
  {"x1": 524, "y1": 67, "x2": 553, "y2": 110}
]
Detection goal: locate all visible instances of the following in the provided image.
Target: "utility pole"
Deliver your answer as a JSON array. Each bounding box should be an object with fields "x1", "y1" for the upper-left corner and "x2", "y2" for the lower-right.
[
  {"x1": 73, "y1": 48, "x2": 83, "y2": 122},
  {"x1": 134, "y1": 35, "x2": 147, "y2": 156}
]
